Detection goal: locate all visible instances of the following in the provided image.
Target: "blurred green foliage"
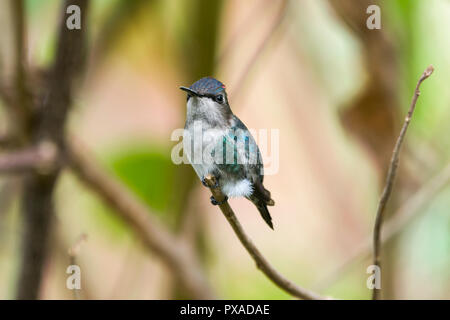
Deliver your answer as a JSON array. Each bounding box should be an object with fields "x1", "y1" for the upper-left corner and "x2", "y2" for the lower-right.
[
  {"x1": 88, "y1": 144, "x2": 180, "y2": 239},
  {"x1": 110, "y1": 146, "x2": 174, "y2": 215},
  {"x1": 385, "y1": 0, "x2": 450, "y2": 150}
]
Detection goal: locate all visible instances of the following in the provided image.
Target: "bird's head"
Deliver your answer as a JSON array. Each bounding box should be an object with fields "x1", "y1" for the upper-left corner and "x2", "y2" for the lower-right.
[{"x1": 180, "y1": 77, "x2": 232, "y2": 126}]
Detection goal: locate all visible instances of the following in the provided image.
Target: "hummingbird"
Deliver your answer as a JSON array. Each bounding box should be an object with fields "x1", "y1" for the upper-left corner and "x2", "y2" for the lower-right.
[{"x1": 180, "y1": 77, "x2": 275, "y2": 229}]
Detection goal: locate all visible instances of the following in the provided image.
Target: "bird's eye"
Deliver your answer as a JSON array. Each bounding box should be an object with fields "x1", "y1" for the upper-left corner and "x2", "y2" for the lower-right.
[{"x1": 215, "y1": 94, "x2": 224, "y2": 103}]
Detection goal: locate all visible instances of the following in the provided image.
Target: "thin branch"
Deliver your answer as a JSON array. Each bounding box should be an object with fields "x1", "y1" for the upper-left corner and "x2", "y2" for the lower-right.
[
  {"x1": 203, "y1": 174, "x2": 326, "y2": 300},
  {"x1": 372, "y1": 65, "x2": 434, "y2": 300},
  {"x1": 314, "y1": 160, "x2": 450, "y2": 292},
  {"x1": 0, "y1": 142, "x2": 58, "y2": 174},
  {"x1": 66, "y1": 137, "x2": 216, "y2": 299}
]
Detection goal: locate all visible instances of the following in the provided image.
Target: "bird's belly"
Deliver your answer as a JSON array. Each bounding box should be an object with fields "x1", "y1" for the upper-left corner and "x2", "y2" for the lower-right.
[{"x1": 221, "y1": 178, "x2": 253, "y2": 198}]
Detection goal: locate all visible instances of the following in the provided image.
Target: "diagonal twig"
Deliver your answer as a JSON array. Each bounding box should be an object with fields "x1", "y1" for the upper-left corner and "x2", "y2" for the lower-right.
[
  {"x1": 66, "y1": 137, "x2": 216, "y2": 299},
  {"x1": 372, "y1": 65, "x2": 434, "y2": 300},
  {"x1": 203, "y1": 174, "x2": 327, "y2": 300}
]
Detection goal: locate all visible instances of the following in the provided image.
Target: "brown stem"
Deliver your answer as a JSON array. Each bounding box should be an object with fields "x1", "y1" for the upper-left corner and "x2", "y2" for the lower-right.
[
  {"x1": 16, "y1": 0, "x2": 89, "y2": 299},
  {"x1": 371, "y1": 65, "x2": 434, "y2": 300},
  {"x1": 0, "y1": 143, "x2": 58, "y2": 174},
  {"x1": 10, "y1": 0, "x2": 32, "y2": 141},
  {"x1": 203, "y1": 174, "x2": 326, "y2": 300}
]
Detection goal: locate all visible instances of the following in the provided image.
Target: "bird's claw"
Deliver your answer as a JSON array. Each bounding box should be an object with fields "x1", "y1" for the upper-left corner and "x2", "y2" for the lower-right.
[
  {"x1": 202, "y1": 176, "x2": 219, "y2": 189},
  {"x1": 210, "y1": 195, "x2": 228, "y2": 206}
]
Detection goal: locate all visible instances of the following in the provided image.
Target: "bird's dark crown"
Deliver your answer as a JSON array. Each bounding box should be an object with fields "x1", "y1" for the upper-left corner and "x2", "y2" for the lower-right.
[
  {"x1": 180, "y1": 77, "x2": 229, "y2": 105},
  {"x1": 189, "y1": 77, "x2": 226, "y2": 96}
]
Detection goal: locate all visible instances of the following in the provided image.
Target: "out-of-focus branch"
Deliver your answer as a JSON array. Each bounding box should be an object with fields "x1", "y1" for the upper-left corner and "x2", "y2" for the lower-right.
[
  {"x1": 89, "y1": 0, "x2": 150, "y2": 68},
  {"x1": 0, "y1": 84, "x2": 15, "y2": 110},
  {"x1": 66, "y1": 137, "x2": 216, "y2": 299},
  {"x1": 372, "y1": 65, "x2": 434, "y2": 300},
  {"x1": 229, "y1": 0, "x2": 288, "y2": 100},
  {"x1": 11, "y1": 0, "x2": 26, "y2": 92},
  {"x1": 203, "y1": 174, "x2": 326, "y2": 300},
  {"x1": 0, "y1": 132, "x2": 16, "y2": 148},
  {"x1": 328, "y1": 0, "x2": 419, "y2": 299},
  {"x1": 314, "y1": 160, "x2": 450, "y2": 292},
  {"x1": 329, "y1": 0, "x2": 399, "y2": 171},
  {"x1": 16, "y1": 0, "x2": 89, "y2": 299},
  {"x1": 0, "y1": 142, "x2": 58, "y2": 174},
  {"x1": 215, "y1": 0, "x2": 271, "y2": 65},
  {"x1": 10, "y1": 0, "x2": 32, "y2": 141}
]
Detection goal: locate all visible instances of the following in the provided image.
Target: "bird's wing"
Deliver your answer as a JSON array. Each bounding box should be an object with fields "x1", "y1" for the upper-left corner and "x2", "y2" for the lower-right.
[
  {"x1": 230, "y1": 116, "x2": 274, "y2": 205},
  {"x1": 211, "y1": 116, "x2": 263, "y2": 181}
]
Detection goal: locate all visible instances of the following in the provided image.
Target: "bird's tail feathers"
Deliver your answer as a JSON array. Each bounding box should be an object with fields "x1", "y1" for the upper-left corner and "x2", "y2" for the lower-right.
[{"x1": 254, "y1": 201, "x2": 274, "y2": 230}]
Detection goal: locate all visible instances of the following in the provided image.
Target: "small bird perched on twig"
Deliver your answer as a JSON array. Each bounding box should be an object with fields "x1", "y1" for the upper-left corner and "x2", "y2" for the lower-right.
[{"x1": 180, "y1": 77, "x2": 275, "y2": 229}]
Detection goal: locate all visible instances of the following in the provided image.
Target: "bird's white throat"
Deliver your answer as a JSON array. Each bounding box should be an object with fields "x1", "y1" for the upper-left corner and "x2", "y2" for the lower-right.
[{"x1": 186, "y1": 96, "x2": 226, "y2": 126}]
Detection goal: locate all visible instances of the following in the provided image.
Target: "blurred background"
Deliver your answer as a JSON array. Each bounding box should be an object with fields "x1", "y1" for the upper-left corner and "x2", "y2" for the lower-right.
[{"x1": 0, "y1": 0, "x2": 449, "y2": 299}]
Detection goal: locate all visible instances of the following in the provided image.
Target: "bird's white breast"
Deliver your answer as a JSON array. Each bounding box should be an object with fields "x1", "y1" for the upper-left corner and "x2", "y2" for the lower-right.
[{"x1": 183, "y1": 122, "x2": 226, "y2": 179}]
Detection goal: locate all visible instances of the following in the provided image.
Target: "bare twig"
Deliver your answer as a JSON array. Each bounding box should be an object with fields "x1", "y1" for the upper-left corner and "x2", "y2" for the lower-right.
[
  {"x1": 372, "y1": 65, "x2": 434, "y2": 300},
  {"x1": 66, "y1": 137, "x2": 216, "y2": 299},
  {"x1": 0, "y1": 142, "x2": 58, "y2": 174},
  {"x1": 314, "y1": 161, "x2": 450, "y2": 292},
  {"x1": 203, "y1": 174, "x2": 326, "y2": 300}
]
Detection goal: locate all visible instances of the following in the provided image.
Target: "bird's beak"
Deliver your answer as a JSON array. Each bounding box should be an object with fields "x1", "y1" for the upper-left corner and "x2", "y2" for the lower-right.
[{"x1": 179, "y1": 86, "x2": 200, "y2": 97}]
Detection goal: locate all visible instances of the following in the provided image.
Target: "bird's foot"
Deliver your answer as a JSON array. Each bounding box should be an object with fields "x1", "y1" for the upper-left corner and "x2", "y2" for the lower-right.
[
  {"x1": 210, "y1": 195, "x2": 228, "y2": 206},
  {"x1": 202, "y1": 176, "x2": 219, "y2": 189}
]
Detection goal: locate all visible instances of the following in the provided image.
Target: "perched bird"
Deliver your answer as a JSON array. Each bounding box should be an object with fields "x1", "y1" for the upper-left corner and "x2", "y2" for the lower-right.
[{"x1": 180, "y1": 77, "x2": 275, "y2": 229}]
